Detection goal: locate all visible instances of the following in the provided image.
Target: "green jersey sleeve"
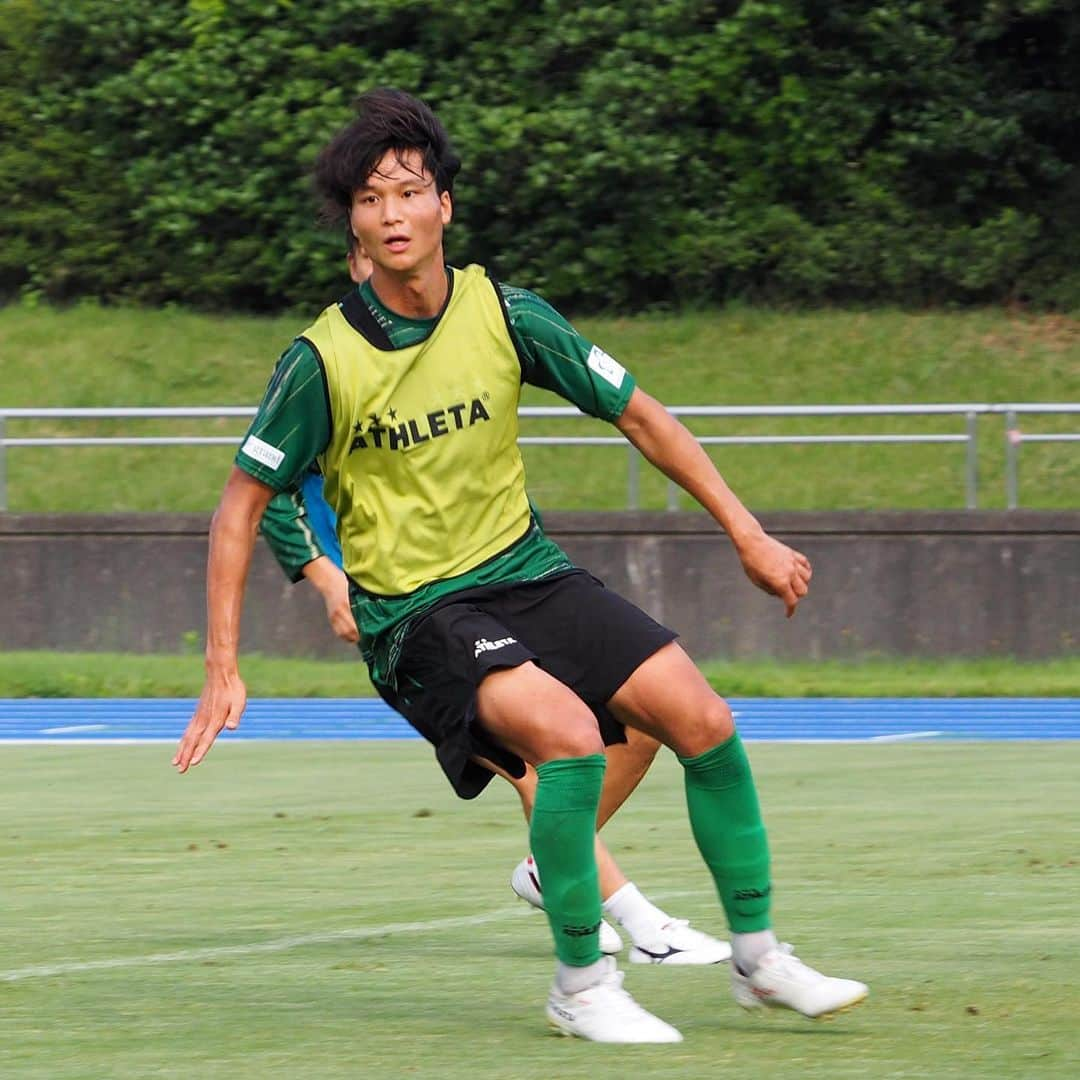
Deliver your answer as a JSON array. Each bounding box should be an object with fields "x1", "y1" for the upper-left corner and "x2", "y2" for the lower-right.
[
  {"x1": 498, "y1": 284, "x2": 636, "y2": 421},
  {"x1": 260, "y1": 486, "x2": 325, "y2": 583},
  {"x1": 235, "y1": 338, "x2": 332, "y2": 491}
]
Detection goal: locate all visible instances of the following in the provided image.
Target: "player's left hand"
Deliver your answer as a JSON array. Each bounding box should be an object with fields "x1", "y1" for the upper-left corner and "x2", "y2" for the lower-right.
[{"x1": 735, "y1": 530, "x2": 812, "y2": 618}]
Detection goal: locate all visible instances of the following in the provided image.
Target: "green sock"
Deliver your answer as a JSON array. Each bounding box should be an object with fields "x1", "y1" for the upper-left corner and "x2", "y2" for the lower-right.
[
  {"x1": 531, "y1": 754, "x2": 606, "y2": 966},
  {"x1": 680, "y1": 733, "x2": 772, "y2": 932}
]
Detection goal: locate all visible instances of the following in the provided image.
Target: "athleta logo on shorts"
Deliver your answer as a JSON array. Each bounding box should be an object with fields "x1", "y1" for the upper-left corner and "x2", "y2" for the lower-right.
[{"x1": 474, "y1": 636, "x2": 517, "y2": 658}]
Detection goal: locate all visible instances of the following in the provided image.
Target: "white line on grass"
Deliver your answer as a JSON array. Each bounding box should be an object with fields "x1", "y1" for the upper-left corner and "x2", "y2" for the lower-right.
[
  {"x1": 0, "y1": 889, "x2": 710, "y2": 984},
  {"x1": 0, "y1": 909, "x2": 527, "y2": 983}
]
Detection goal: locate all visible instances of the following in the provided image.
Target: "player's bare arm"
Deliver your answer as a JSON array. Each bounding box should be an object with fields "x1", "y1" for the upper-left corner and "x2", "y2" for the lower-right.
[
  {"x1": 303, "y1": 555, "x2": 361, "y2": 644},
  {"x1": 614, "y1": 388, "x2": 812, "y2": 617},
  {"x1": 173, "y1": 467, "x2": 276, "y2": 772}
]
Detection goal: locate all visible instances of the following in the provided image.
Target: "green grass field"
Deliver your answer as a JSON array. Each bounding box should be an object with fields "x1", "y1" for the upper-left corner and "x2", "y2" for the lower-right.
[
  {"x1": 1, "y1": 742, "x2": 1076, "y2": 1079},
  {"x1": 1, "y1": 651, "x2": 1078, "y2": 698},
  {"x1": 2, "y1": 302, "x2": 1078, "y2": 511}
]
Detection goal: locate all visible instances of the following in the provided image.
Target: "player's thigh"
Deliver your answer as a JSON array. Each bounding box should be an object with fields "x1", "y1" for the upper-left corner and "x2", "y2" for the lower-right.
[
  {"x1": 497, "y1": 571, "x2": 677, "y2": 720},
  {"x1": 476, "y1": 660, "x2": 604, "y2": 765},
  {"x1": 607, "y1": 641, "x2": 734, "y2": 758}
]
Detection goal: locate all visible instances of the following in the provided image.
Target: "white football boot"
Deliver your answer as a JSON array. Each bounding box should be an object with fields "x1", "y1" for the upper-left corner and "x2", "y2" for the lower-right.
[
  {"x1": 511, "y1": 855, "x2": 623, "y2": 954},
  {"x1": 546, "y1": 957, "x2": 683, "y2": 1043},
  {"x1": 510, "y1": 854, "x2": 546, "y2": 907},
  {"x1": 731, "y1": 943, "x2": 868, "y2": 1018},
  {"x1": 628, "y1": 918, "x2": 732, "y2": 965}
]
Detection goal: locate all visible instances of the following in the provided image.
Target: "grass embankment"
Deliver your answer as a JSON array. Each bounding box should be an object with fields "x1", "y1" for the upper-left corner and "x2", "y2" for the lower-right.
[
  {"x1": 1, "y1": 742, "x2": 1077, "y2": 1078},
  {"x1": 1, "y1": 302, "x2": 1078, "y2": 511},
  {"x1": 1, "y1": 651, "x2": 1076, "y2": 698}
]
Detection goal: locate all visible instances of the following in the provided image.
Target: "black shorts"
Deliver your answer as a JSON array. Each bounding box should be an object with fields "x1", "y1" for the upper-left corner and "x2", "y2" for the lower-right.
[{"x1": 378, "y1": 569, "x2": 677, "y2": 799}]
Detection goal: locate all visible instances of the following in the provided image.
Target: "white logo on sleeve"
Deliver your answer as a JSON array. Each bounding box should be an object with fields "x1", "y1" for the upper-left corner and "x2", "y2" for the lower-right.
[
  {"x1": 241, "y1": 435, "x2": 286, "y2": 471},
  {"x1": 586, "y1": 345, "x2": 626, "y2": 389},
  {"x1": 474, "y1": 636, "x2": 517, "y2": 659}
]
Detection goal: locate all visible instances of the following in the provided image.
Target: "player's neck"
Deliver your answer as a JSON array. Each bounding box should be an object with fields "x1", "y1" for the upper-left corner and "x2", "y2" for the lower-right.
[{"x1": 368, "y1": 258, "x2": 448, "y2": 320}]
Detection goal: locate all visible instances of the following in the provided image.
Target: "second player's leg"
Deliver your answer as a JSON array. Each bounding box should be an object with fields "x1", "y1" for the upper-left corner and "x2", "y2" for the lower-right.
[
  {"x1": 492, "y1": 722, "x2": 660, "y2": 902},
  {"x1": 495, "y1": 763, "x2": 632, "y2": 903},
  {"x1": 597, "y1": 726, "x2": 661, "y2": 829},
  {"x1": 498, "y1": 725, "x2": 661, "y2": 830}
]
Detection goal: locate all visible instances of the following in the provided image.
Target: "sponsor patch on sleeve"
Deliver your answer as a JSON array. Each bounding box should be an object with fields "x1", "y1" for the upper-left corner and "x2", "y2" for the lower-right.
[
  {"x1": 586, "y1": 345, "x2": 626, "y2": 389},
  {"x1": 241, "y1": 435, "x2": 286, "y2": 471}
]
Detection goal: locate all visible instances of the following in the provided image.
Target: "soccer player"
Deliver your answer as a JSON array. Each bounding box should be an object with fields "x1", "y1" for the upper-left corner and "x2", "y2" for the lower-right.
[
  {"x1": 263, "y1": 466, "x2": 730, "y2": 962},
  {"x1": 175, "y1": 87, "x2": 867, "y2": 1043},
  {"x1": 266, "y1": 232, "x2": 731, "y2": 961}
]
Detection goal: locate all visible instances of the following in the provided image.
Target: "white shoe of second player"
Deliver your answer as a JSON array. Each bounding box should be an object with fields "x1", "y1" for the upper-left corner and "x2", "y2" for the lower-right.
[
  {"x1": 511, "y1": 856, "x2": 623, "y2": 954},
  {"x1": 731, "y1": 944, "x2": 868, "y2": 1019},
  {"x1": 546, "y1": 957, "x2": 683, "y2": 1043},
  {"x1": 628, "y1": 918, "x2": 732, "y2": 965},
  {"x1": 510, "y1": 854, "x2": 547, "y2": 908}
]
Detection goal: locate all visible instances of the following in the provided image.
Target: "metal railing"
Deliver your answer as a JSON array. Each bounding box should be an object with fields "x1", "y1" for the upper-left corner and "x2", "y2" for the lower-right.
[
  {"x1": 1002, "y1": 403, "x2": 1080, "y2": 510},
  {"x1": 519, "y1": 403, "x2": 988, "y2": 509},
  {"x1": 0, "y1": 403, "x2": 1075, "y2": 511}
]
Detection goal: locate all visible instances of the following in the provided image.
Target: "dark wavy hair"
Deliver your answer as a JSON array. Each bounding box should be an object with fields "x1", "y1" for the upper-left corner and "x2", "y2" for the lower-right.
[{"x1": 313, "y1": 87, "x2": 461, "y2": 226}]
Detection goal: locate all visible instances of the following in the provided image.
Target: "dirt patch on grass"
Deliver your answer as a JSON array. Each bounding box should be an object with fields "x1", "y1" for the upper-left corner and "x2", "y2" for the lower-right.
[{"x1": 982, "y1": 312, "x2": 1080, "y2": 355}]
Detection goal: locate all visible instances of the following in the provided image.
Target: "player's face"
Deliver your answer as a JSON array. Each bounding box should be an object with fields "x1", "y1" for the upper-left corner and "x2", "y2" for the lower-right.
[{"x1": 349, "y1": 149, "x2": 452, "y2": 277}]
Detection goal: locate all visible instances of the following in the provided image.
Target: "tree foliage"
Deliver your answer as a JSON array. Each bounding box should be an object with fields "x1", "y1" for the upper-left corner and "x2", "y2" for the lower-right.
[{"x1": 1, "y1": 0, "x2": 1078, "y2": 311}]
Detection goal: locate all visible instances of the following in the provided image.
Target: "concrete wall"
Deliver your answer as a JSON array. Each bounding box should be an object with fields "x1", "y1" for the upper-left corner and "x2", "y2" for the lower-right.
[{"x1": 0, "y1": 511, "x2": 1076, "y2": 660}]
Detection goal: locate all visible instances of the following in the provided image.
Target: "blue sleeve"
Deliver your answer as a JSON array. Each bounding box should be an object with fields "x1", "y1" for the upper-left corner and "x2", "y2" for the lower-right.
[
  {"x1": 300, "y1": 472, "x2": 343, "y2": 570},
  {"x1": 260, "y1": 470, "x2": 342, "y2": 582}
]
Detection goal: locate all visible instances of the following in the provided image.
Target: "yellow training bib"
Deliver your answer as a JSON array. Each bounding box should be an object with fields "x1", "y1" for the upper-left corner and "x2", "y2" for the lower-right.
[{"x1": 304, "y1": 265, "x2": 532, "y2": 596}]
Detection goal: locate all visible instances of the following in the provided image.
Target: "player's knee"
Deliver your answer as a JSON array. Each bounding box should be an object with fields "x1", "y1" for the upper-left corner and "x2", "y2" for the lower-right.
[
  {"x1": 682, "y1": 693, "x2": 735, "y2": 755},
  {"x1": 562, "y1": 730, "x2": 607, "y2": 761},
  {"x1": 542, "y1": 715, "x2": 605, "y2": 761}
]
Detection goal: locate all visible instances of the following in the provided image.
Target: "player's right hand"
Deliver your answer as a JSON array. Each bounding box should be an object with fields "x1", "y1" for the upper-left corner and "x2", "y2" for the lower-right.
[{"x1": 173, "y1": 668, "x2": 247, "y2": 773}]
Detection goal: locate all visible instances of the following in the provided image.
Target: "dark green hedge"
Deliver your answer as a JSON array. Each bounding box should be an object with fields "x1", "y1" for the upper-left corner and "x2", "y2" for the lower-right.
[{"x1": 2, "y1": 0, "x2": 1078, "y2": 312}]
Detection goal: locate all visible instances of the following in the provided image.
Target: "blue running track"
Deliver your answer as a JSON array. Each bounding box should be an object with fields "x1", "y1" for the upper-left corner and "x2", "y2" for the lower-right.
[{"x1": 1, "y1": 697, "x2": 1077, "y2": 742}]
